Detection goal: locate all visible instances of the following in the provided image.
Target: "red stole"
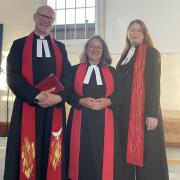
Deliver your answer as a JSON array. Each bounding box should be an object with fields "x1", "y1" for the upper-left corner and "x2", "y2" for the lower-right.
[
  {"x1": 20, "y1": 32, "x2": 63, "y2": 179},
  {"x1": 68, "y1": 64, "x2": 115, "y2": 180},
  {"x1": 126, "y1": 43, "x2": 148, "y2": 167}
]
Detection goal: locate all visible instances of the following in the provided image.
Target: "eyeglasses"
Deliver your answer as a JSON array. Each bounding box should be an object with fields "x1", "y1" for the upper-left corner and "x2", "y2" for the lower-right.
[
  {"x1": 129, "y1": 28, "x2": 143, "y2": 34},
  {"x1": 36, "y1": 13, "x2": 55, "y2": 23},
  {"x1": 88, "y1": 45, "x2": 103, "y2": 51}
]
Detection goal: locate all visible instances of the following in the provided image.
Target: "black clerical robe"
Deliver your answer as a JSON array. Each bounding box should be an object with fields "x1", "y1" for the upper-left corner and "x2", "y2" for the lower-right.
[
  {"x1": 116, "y1": 46, "x2": 169, "y2": 180},
  {"x1": 67, "y1": 64, "x2": 121, "y2": 180},
  {"x1": 4, "y1": 33, "x2": 72, "y2": 180}
]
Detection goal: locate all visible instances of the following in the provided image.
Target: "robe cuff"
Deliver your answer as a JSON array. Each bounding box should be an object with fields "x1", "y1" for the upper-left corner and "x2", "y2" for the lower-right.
[{"x1": 59, "y1": 91, "x2": 66, "y2": 102}]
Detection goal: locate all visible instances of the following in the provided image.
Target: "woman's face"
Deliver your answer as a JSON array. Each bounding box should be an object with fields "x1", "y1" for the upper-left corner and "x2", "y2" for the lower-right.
[
  {"x1": 87, "y1": 39, "x2": 103, "y2": 64},
  {"x1": 128, "y1": 23, "x2": 144, "y2": 46}
]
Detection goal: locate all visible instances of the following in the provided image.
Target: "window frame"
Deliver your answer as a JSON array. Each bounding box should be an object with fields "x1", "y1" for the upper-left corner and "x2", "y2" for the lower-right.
[{"x1": 46, "y1": 0, "x2": 100, "y2": 43}]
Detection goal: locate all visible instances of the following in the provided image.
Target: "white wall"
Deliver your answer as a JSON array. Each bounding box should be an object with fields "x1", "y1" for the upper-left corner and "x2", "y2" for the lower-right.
[
  {"x1": 0, "y1": 0, "x2": 47, "y2": 51},
  {"x1": 161, "y1": 54, "x2": 180, "y2": 110},
  {"x1": 103, "y1": 0, "x2": 180, "y2": 110},
  {"x1": 0, "y1": 0, "x2": 37, "y2": 51},
  {"x1": 105, "y1": 0, "x2": 180, "y2": 54}
]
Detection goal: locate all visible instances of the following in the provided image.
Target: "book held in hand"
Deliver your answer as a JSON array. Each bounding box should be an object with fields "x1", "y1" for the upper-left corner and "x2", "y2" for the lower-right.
[{"x1": 35, "y1": 73, "x2": 64, "y2": 94}]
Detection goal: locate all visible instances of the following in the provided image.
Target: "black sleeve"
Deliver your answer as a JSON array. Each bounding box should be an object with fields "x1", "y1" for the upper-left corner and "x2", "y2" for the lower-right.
[
  {"x1": 108, "y1": 66, "x2": 121, "y2": 109},
  {"x1": 145, "y1": 47, "x2": 161, "y2": 118},
  {"x1": 6, "y1": 40, "x2": 39, "y2": 105},
  {"x1": 66, "y1": 65, "x2": 82, "y2": 109},
  {"x1": 57, "y1": 44, "x2": 72, "y2": 102},
  {"x1": 115, "y1": 66, "x2": 125, "y2": 108}
]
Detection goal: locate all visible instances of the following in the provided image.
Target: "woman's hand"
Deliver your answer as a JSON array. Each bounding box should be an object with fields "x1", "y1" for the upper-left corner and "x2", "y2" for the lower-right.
[
  {"x1": 79, "y1": 97, "x2": 112, "y2": 110},
  {"x1": 92, "y1": 98, "x2": 112, "y2": 110},
  {"x1": 146, "y1": 117, "x2": 158, "y2": 130},
  {"x1": 79, "y1": 97, "x2": 96, "y2": 109}
]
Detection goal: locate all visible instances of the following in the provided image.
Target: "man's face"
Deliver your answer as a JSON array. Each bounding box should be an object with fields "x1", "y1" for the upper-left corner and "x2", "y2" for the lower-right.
[{"x1": 34, "y1": 6, "x2": 55, "y2": 36}]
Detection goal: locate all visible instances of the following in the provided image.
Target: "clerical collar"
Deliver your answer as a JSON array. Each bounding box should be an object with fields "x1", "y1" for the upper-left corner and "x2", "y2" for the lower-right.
[
  {"x1": 121, "y1": 46, "x2": 136, "y2": 65},
  {"x1": 35, "y1": 32, "x2": 51, "y2": 58},
  {"x1": 83, "y1": 64, "x2": 103, "y2": 85},
  {"x1": 34, "y1": 32, "x2": 48, "y2": 39}
]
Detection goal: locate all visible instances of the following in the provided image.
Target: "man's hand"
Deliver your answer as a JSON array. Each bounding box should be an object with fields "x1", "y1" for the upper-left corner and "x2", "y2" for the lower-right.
[
  {"x1": 146, "y1": 117, "x2": 158, "y2": 130},
  {"x1": 36, "y1": 87, "x2": 62, "y2": 108}
]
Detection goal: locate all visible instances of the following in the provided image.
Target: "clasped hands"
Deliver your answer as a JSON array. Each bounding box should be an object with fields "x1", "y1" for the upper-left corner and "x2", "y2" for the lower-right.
[
  {"x1": 35, "y1": 87, "x2": 62, "y2": 108},
  {"x1": 79, "y1": 97, "x2": 111, "y2": 110}
]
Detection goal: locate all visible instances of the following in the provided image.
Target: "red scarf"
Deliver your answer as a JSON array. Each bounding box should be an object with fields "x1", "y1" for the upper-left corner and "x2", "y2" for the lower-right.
[
  {"x1": 68, "y1": 64, "x2": 115, "y2": 180},
  {"x1": 20, "y1": 32, "x2": 63, "y2": 179},
  {"x1": 126, "y1": 43, "x2": 148, "y2": 167}
]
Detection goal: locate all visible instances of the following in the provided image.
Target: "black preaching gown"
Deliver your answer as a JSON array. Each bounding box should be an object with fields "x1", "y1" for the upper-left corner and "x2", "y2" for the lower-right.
[
  {"x1": 67, "y1": 64, "x2": 121, "y2": 180},
  {"x1": 4, "y1": 33, "x2": 72, "y2": 180},
  {"x1": 116, "y1": 46, "x2": 169, "y2": 180}
]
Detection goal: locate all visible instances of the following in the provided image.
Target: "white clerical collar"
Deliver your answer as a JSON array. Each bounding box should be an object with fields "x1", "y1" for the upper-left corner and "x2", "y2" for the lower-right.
[
  {"x1": 83, "y1": 64, "x2": 103, "y2": 85},
  {"x1": 34, "y1": 32, "x2": 47, "y2": 39},
  {"x1": 35, "y1": 32, "x2": 51, "y2": 58},
  {"x1": 121, "y1": 46, "x2": 136, "y2": 65}
]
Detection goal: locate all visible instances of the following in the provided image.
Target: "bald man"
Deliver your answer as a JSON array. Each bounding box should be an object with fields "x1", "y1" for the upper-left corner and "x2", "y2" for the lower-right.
[{"x1": 4, "y1": 5, "x2": 71, "y2": 180}]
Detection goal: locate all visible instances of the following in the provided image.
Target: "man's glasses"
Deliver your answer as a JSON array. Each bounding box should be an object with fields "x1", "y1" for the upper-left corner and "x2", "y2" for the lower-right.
[{"x1": 36, "y1": 13, "x2": 55, "y2": 23}]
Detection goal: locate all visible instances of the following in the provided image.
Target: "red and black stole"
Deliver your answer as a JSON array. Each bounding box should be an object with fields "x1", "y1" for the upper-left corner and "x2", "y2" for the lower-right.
[
  {"x1": 20, "y1": 32, "x2": 63, "y2": 179},
  {"x1": 68, "y1": 63, "x2": 115, "y2": 180},
  {"x1": 126, "y1": 43, "x2": 148, "y2": 167}
]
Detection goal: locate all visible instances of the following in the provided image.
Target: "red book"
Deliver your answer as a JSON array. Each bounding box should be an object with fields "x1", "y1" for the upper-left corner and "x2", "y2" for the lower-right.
[{"x1": 35, "y1": 73, "x2": 64, "y2": 94}]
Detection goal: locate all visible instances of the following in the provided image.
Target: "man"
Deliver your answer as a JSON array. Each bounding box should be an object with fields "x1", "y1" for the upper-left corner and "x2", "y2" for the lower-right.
[{"x1": 4, "y1": 5, "x2": 71, "y2": 180}]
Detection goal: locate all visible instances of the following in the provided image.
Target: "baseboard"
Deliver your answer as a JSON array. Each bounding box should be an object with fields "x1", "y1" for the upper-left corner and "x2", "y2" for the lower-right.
[
  {"x1": 162, "y1": 110, "x2": 180, "y2": 147},
  {"x1": 1, "y1": 110, "x2": 180, "y2": 147},
  {"x1": 166, "y1": 141, "x2": 180, "y2": 148}
]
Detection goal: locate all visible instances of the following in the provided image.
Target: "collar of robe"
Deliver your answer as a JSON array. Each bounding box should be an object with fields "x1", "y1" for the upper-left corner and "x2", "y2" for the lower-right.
[
  {"x1": 34, "y1": 32, "x2": 51, "y2": 58},
  {"x1": 83, "y1": 64, "x2": 103, "y2": 85},
  {"x1": 121, "y1": 46, "x2": 136, "y2": 65},
  {"x1": 34, "y1": 31, "x2": 47, "y2": 39}
]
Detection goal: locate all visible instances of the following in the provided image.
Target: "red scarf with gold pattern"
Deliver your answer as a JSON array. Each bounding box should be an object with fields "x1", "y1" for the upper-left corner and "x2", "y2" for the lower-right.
[{"x1": 126, "y1": 43, "x2": 148, "y2": 167}]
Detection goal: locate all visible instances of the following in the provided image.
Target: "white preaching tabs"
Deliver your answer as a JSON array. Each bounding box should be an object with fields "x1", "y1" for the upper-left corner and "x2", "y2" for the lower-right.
[
  {"x1": 83, "y1": 65, "x2": 103, "y2": 85},
  {"x1": 37, "y1": 35, "x2": 51, "y2": 58},
  {"x1": 121, "y1": 46, "x2": 136, "y2": 65}
]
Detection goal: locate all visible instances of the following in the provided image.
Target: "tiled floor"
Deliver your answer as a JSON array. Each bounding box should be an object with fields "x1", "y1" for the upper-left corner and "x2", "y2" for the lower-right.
[{"x1": 0, "y1": 137, "x2": 180, "y2": 180}]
